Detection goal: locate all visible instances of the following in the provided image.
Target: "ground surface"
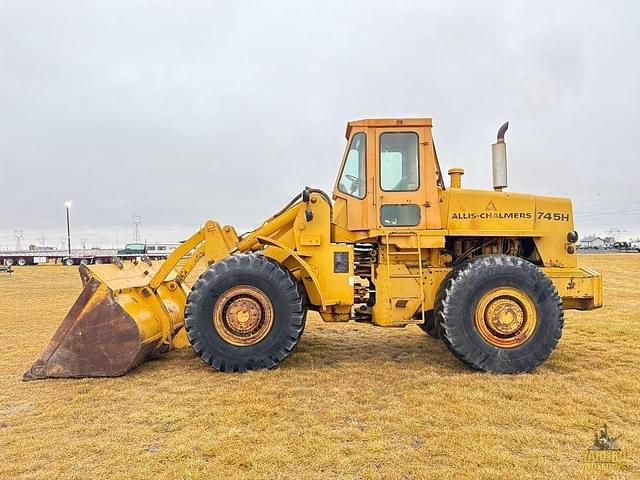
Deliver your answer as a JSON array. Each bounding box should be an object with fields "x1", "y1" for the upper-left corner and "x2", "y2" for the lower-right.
[{"x1": 0, "y1": 254, "x2": 637, "y2": 479}]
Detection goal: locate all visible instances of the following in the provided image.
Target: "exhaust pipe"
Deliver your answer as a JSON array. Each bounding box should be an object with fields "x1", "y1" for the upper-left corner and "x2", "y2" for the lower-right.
[{"x1": 491, "y1": 121, "x2": 509, "y2": 191}]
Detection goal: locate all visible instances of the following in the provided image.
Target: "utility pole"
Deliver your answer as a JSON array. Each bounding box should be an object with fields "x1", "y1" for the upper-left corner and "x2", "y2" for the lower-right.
[
  {"x1": 65, "y1": 201, "x2": 72, "y2": 256},
  {"x1": 14, "y1": 230, "x2": 23, "y2": 251}
]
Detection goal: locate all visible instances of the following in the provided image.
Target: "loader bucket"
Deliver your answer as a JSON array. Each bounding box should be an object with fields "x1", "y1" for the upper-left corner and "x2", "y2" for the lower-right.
[{"x1": 23, "y1": 263, "x2": 190, "y2": 380}]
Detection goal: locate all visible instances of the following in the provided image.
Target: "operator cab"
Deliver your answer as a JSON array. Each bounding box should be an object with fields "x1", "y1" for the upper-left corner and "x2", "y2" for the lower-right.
[{"x1": 332, "y1": 118, "x2": 443, "y2": 233}]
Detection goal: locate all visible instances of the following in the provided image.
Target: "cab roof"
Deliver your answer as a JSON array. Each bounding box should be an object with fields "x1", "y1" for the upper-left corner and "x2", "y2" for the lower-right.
[{"x1": 345, "y1": 118, "x2": 433, "y2": 139}]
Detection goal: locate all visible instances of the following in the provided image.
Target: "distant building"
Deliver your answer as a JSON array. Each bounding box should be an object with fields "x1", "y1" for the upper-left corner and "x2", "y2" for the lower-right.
[{"x1": 580, "y1": 236, "x2": 607, "y2": 249}]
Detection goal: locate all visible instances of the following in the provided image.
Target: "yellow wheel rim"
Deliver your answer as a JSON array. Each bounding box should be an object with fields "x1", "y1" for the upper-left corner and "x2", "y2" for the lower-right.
[
  {"x1": 213, "y1": 285, "x2": 274, "y2": 346},
  {"x1": 474, "y1": 287, "x2": 537, "y2": 348}
]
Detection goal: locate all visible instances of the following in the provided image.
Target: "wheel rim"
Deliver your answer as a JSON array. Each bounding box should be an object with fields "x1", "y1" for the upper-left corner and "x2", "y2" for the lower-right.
[
  {"x1": 474, "y1": 287, "x2": 538, "y2": 348},
  {"x1": 213, "y1": 285, "x2": 274, "y2": 346}
]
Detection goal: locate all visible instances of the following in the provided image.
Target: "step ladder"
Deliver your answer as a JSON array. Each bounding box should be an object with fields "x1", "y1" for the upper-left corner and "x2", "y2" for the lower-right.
[{"x1": 384, "y1": 232, "x2": 426, "y2": 325}]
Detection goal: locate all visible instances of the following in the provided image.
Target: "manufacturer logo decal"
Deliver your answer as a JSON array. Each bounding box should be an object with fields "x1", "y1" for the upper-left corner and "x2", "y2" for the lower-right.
[{"x1": 451, "y1": 212, "x2": 532, "y2": 220}]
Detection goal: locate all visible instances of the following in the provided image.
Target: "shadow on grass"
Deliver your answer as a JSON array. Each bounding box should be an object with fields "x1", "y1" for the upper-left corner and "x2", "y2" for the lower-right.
[{"x1": 142, "y1": 326, "x2": 470, "y2": 375}]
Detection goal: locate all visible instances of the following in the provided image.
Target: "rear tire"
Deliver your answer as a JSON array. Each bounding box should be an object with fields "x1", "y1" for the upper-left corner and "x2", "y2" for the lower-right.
[
  {"x1": 184, "y1": 254, "x2": 306, "y2": 373},
  {"x1": 63, "y1": 258, "x2": 74, "y2": 266},
  {"x1": 418, "y1": 265, "x2": 466, "y2": 339},
  {"x1": 418, "y1": 311, "x2": 439, "y2": 338},
  {"x1": 5, "y1": 258, "x2": 14, "y2": 266},
  {"x1": 438, "y1": 255, "x2": 563, "y2": 373},
  {"x1": 17, "y1": 258, "x2": 27, "y2": 266}
]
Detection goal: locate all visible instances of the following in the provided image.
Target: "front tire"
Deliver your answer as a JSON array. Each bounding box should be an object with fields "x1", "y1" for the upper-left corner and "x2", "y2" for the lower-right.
[
  {"x1": 184, "y1": 254, "x2": 306, "y2": 373},
  {"x1": 438, "y1": 255, "x2": 563, "y2": 373}
]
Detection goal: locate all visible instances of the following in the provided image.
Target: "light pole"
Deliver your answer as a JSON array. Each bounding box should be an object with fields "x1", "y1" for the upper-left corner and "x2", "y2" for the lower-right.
[{"x1": 65, "y1": 201, "x2": 72, "y2": 256}]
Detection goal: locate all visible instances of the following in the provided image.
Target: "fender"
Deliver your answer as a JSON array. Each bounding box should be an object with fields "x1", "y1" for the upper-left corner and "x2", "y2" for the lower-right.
[{"x1": 257, "y1": 235, "x2": 327, "y2": 310}]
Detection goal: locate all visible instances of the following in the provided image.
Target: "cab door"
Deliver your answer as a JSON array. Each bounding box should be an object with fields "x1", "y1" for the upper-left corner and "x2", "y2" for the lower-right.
[
  {"x1": 333, "y1": 128, "x2": 373, "y2": 231},
  {"x1": 374, "y1": 127, "x2": 428, "y2": 230}
]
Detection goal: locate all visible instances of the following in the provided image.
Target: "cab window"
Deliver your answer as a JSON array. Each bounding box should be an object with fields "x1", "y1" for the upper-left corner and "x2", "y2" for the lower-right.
[
  {"x1": 380, "y1": 132, "x2": 419, "y2": 191},
  {"x1": 338, "y1": 132, "x2": 367, "y2": 199}
]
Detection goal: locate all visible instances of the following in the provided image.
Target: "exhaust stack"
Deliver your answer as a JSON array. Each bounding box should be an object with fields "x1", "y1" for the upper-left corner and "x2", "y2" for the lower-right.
[{"x1": 491, "y1": 121, "x2": 509, "y2": 191}]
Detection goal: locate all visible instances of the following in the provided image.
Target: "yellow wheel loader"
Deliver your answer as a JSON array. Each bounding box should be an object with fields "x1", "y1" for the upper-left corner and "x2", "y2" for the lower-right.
[{"x1": 24, "y1": 118, "x2": 603, "y2": 380}]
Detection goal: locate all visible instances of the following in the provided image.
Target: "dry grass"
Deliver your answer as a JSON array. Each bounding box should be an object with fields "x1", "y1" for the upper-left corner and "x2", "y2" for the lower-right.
[{"x1": 0, "y1": 254, "x2": 638, "y2": 479}]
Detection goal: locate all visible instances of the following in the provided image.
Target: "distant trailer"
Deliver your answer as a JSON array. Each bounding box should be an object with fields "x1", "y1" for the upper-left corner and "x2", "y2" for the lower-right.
[
  {"x1": 0, "y1": 242, "x2": 182, "y2": 266},
  {"x1": 144, "y1": 242, "x2": 181, "y2": 259},
  {"x1": 0, "y1": 249, "x2": 116, "y2": 266},
  {"x1": 116, "y1": 242, "x2": 181, "y2": 260}
]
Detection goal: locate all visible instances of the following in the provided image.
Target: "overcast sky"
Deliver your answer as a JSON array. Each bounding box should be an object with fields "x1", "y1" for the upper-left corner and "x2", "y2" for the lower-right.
[{"x1": 1, "y1": 0, "x2": 639, "y2": 249}]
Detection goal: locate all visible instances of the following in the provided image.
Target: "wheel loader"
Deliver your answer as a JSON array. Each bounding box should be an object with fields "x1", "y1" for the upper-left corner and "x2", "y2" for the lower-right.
[{"x1": 24, "y1": 118, "x2": 603, "y2": 380}]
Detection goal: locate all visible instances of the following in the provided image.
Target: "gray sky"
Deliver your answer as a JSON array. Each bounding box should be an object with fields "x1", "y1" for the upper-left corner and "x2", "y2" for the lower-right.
[{"x1": 1, "y1": 0, "x2": 639, "y2": 249}]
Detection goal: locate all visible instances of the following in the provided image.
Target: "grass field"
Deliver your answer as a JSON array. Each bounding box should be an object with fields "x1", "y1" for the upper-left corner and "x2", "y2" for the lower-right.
[{"x1": 1, "y1": 254, "x2": 638, "y2": 479}]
